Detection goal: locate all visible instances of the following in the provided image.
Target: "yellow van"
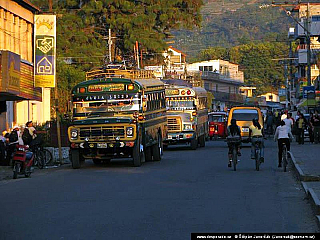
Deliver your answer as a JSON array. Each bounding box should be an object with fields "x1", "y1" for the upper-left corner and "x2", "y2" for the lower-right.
[{"x1": 227, "y1": 107, "x2": 264, "y2": 140}]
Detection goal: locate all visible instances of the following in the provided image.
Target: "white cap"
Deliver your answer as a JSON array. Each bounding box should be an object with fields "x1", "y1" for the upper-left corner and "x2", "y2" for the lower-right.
[{"x1": 13, "y1": 126, "x2": 19, "y2": 129}]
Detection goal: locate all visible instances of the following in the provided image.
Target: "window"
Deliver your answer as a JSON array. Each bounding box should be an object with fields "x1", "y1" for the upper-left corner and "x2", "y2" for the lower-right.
[
  {"x1": 199, "y1": 66, "x2": 204, "y2": 71},
  {"x1": 312, "y1": 16, "x2": 320, "y2": 21}
]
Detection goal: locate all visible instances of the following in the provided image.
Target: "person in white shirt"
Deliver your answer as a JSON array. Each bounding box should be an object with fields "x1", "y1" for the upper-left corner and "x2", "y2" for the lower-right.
[
  {"x1": 281, "y1": 110, "x2": 288, "y2": 121},
  {"x1": 274, "y1": 120, "x2": 293, "y2": 168},
  {"x1": 283, "y1": 113, "x2": 293, "y2": 132}
]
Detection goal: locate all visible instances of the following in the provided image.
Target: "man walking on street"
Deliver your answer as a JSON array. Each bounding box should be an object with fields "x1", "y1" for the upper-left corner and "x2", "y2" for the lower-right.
[
  {"x1": 311, "y1": 110, "x2": 320, "y2": 144},
  {"x1": 283, "y1": 113, "x2": 293, "y2": 133}
]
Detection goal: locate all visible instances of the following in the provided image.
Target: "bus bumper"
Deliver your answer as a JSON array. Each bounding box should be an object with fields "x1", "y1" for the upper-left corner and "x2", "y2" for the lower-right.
[{"x1": 163, "y1": 132, "x2": 195, "y2": 145}]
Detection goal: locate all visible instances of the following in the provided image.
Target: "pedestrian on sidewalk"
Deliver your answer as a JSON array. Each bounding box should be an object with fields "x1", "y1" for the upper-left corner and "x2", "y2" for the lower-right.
[
  {"x1": 0, "y1": 131, "x2": 7, "y2": 166},
  {"x1": 5, "y1": 126, "x2": 23, "y2": 166},
  {"x1": 274, "y1": 120, "x2": 293, "y2": 168},
  {"x1": 308, "y1": 112, "x2": 315, "y2": 144},
  {"x1": 311, "y1": 110, "x2": 320, "y2": 144},
  {"x1": 296, "y1": 113, "x2": 306, "y2": 144}
]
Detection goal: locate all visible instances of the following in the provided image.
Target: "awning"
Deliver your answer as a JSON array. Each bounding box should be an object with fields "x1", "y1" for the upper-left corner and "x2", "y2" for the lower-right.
[{"x1": 297, "y1": 99, "x2": 317, "y2": 107}]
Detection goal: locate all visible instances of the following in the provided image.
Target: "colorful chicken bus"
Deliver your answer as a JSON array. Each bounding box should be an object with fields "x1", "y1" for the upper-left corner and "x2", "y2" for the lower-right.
[
  {"x1": 163, "y1": 85, "x2": 208, "y2": 150},
  {"x1": 68, "y1": 69, "x2": 167, "y2": 168}
]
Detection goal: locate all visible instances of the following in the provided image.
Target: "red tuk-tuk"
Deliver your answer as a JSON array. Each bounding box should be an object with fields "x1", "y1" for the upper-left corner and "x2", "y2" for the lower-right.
[{"x1": 208, "y1": 112, "x2": 227, "y2": 140}]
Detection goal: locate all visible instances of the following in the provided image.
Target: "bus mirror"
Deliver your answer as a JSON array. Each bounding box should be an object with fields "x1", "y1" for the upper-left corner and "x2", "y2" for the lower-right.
[
  {"x1": 142, "y1": 102, "x2": 147, "y2": 111},
  {"x1": 142, "y1": 95, "x2": 147, "y2": 111}
]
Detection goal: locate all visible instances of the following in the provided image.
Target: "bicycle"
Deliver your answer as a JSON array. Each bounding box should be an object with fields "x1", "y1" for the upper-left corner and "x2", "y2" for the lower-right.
[
  {"x1": 253, "y1": 137, "x2": 263, "y2": 171},
  {"x1": 31, "y1": 144, "x2": 53, "y2": 169},
  {"x1": 282, "y1": 142, "x2": 288, "y2": 172},
  {"x1": 227, "y1": 136, "x2": 241, "y2": 171}
]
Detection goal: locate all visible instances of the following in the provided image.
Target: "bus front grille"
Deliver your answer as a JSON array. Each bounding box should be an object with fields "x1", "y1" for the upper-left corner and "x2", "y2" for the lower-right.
[
  {"x1": 167, "y1": 117, "x2": 182, "y2": 132},
  {"x1": 79, "y1": 126, "x2": 125, "y2": 140}
]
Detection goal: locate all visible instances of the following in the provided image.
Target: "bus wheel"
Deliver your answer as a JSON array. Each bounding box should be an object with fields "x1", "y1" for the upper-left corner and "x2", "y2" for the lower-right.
[
  {"x1": 199, "y1": 135, "x2": 206, "y2": 147},
  {"x1": 145, "y1": 146, "x2": 152, "y2": 162},
  {"x1": 191, "y1": 138, "x2": 198, "y2": 150},
  {"x1": 133, "y1": 137, "x2": 144, "y2": 167},
  {"x1": 71, "y1": 149, "x2": 81, "y2": 169},
  {"x1": 152, "y1": 134, "x2": 162, "y2": 161}
]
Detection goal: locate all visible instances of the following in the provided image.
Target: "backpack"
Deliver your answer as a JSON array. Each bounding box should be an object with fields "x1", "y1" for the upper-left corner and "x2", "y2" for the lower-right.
[
  {"x1": 9, "y1": 130, "x2": 18, "y2": 143},
  {"x1": 22, "y1": 128, "x2": 32, "y2": 145}
]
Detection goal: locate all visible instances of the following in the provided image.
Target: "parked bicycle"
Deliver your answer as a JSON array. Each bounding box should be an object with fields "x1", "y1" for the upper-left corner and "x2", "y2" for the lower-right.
[
  {"x1": 227, "y1": 136, "x2": 241, "y2": 171},
  {"x1": 31, "y1": 143, "x2": 53, "y2": 169}
]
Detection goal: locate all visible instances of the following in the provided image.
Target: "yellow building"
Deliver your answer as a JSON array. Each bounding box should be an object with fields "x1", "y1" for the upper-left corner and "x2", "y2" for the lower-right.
[{"x1": 0, "y1": 0, "x2": 51, "y2": 131}]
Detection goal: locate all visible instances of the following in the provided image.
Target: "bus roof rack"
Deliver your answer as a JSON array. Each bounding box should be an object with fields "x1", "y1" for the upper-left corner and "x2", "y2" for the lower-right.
[{"x1": 86, "y1": 68, "x2": 155, "y2": 80}]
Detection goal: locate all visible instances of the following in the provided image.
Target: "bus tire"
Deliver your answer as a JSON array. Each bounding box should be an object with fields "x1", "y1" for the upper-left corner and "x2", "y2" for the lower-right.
[
  {"x1": 152, "y1": 134, "x2": 162, "y2": 161},
  {"x1": 191, "y1": 138, "x2": 198, "y2": 150},
  {"x1": 71, "y1": 149, "x2": 81, "y2": 169},
  {"x1": 133, "y1": 137, "x2": 144, "y2": 167},
  {"x1": 199, "y1": 135, "x2": 206, "y2": 147},
  {"x1": 145, "y1": 146, "x2": 152, "y2": 162}
]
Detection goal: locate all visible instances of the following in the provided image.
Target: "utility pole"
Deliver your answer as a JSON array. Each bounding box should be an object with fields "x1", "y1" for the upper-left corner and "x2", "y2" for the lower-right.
[
  {"x1": 49, "y1": 0, "x2": 52, "y2": 12},
  {"x1": 306, "y1": 2, "x2": 312, "y2": 86},
  {"x1": 48, "y1": 0, "x2": 62, "y2": 163},
  {"x1": 108, "y1": 28, "x2": 112, "y2": 63}
]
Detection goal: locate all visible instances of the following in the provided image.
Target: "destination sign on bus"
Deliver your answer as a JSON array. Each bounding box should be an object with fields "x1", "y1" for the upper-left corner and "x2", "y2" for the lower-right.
[
  {"x1": 166, "y1": 89, "x2": 180, "y2": 95},
  {"x1": 88, "y1": 84, "x2": 125, "y2": 92}
]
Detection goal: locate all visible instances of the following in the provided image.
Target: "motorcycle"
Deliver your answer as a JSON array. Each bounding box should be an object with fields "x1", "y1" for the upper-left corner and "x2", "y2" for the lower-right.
[{"x1": 12, "y1": 145, "x2": 34, "y2": 179}]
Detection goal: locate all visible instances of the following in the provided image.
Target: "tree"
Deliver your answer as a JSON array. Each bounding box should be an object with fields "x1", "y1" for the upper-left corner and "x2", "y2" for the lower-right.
[
  {"x1": 30, "y1": 0, "x2": 204, "y2": 115},
  {"x1": 195, "y1": 41, "x2": 288, "y2": 95}
]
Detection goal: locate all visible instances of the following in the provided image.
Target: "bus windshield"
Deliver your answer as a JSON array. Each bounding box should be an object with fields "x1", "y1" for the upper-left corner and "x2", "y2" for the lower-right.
[
  {"x1": 166, "y1": 98, "x2": 195, "y2": 110},
  {"x1": 73, "y1": 95, "x2": 140, "y2": 116}
]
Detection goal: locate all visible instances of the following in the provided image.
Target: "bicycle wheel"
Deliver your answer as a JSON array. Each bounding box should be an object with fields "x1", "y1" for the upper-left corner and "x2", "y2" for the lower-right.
[
  {"x1": 232, "y1": 146, "x2": 237, "y2": 171},
  {"x1": 36, "y1": 151, "x2": 44, "y2": 169},
  {"x1": 255, "y1": 149, "x2": 260, "y2": 171},
  {"x1": 282, "y1": 146, "x2": 287, "y2": 172},
  {"x1": 42, "y1": 149, "x2": 53, "y2": 165}
]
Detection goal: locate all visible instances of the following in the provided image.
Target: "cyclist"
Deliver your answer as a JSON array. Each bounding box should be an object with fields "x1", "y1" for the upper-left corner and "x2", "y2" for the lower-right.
[
  {"x1": 226, "y1": 118, "x2": 241, "y2": 168},
  {"x1": 274, "y1": 120, "x2": 293, "y2": 168},
  {"x1": 249, "y1": 118, "x2": 265, "y2": 163}
]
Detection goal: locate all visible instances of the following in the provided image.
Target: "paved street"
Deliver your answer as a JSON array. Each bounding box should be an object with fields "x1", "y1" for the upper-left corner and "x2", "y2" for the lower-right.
[{"x1": 0, "y1": 139, "x2": 318, "y2": 240}]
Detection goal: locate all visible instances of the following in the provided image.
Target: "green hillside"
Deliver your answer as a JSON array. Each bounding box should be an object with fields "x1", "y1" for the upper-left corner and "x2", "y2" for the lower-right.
[{"x1": 173, "y1": 0, "x2": 295, "y2": 60}]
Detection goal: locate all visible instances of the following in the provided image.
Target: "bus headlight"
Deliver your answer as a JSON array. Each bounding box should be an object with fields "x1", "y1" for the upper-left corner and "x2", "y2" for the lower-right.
[
  {"x1": 184, "y1": 124, "x2": 192, "y2": 130},
  {"x1": 70, "y1": 129, "x2": 78, "y2": 140},
  {"x1": 126, "y1": 127, "x2": 134, "y2": 137}
]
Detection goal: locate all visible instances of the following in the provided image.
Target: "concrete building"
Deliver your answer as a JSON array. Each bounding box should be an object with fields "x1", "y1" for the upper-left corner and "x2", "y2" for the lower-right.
[
  {"x1": 0, "y1": 0, "x2": 51, "y2": 131},
  {"x1": 186, "y1": 60, "x2": 245, "y2": 111},
  {"x1": 162, "y1": 46, "x2": 186, "y2": 79},
  {"x1": 291, "y1": 3, "x2": 320, "y2": 108}
]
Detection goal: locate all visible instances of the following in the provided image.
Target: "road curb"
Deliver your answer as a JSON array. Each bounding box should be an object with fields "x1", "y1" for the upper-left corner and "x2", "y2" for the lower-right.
[
  {"x1": 288, "y1": 151, "x2": 320, "y2": 182},
  {"x1": 300, "y1": 182, "x2": 320, "y2": 228}
]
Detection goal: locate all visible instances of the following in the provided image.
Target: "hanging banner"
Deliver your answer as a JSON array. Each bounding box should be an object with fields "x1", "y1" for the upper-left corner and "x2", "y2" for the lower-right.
[{"x1": 34, "y1": 14, "x2": 56, "y2": 88}]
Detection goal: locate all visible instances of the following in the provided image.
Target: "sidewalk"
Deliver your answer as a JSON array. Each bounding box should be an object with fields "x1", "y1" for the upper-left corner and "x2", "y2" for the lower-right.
[
  {"x1": 0, "y1": 162, "x2": 70, "y2": 181},
  {"x1": 289, "y1": 141, "x2": 320, "y2": 228}
]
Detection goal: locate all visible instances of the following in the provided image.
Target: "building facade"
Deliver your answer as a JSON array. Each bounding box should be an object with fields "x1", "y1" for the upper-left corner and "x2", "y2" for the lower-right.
[
  {"x1": 292, "y1": 3, "x2": 320, "y2": 109},
  {"x1": 0, "y1": 0, "x2": 51, "y2": 131},
  {"x1": 186, "y1": 60, "x2": 245, "y2": 111}
]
